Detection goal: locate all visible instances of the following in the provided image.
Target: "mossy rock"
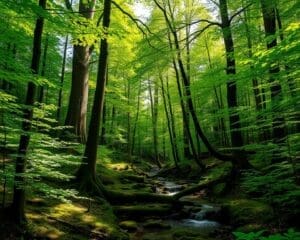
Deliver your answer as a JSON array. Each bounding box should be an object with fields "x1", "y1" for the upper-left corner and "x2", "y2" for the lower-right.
[
  {"x1": 223, "y1": 199, "x2": 274, "y2": 226},
  {"x1": 119, "y1": 220, "x2": 138, "y2": 232}
]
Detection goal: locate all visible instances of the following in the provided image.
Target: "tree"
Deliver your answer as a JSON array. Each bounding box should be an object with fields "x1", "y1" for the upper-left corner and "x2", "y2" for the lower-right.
[
  {"x1": 11, "y1": 0, "x2": 46, "y2": 225},
  {"x1": 260, "y1": 0, "x2": 286, "y2": 162},
  {"x1": 154, "y1": 0, "x2": 230, "y2": 165},
  {"x1": 64, "y1": 0, "x2": 96, "y2": 143},
  {"x1": 76, "y1": 0, "x2": 112, "y2": 193},
  {"x1": 219, "y1": 0, "x2": 249, "y2": 168}
]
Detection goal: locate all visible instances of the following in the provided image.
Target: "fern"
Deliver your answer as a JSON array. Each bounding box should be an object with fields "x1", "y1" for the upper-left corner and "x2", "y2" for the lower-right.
[{"x1": 233, "y1": 229, "x2": 300, "y2": 240}]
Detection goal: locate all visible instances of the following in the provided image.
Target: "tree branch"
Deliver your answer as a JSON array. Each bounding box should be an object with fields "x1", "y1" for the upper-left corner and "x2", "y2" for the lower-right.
[
  {"x1": 111, "y1": 0, "x2": 152, "y2": 35},
  {"x1": 188, "y1": 22, "x2": 219, "y2": 44},
  {"x1": 229, "y1": 3, "x2": 252, "y2": 24},
  {"x1": 177, "y1": 18, "x2": 222, "y2": 30}
]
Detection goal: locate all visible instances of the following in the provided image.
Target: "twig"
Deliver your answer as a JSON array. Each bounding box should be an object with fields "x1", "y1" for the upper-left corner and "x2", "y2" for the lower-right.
[{"x1": 111, "y1": 1, "x2": 152, "y2": 35}]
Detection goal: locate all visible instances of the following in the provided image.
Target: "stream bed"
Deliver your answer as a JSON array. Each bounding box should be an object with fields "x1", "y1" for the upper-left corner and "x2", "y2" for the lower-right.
[{"x1": 128, "y1": 175, "x2": 223, "y2": 240}]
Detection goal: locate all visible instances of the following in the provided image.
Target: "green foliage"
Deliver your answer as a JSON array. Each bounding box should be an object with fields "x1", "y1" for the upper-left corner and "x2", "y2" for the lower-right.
[
  {"x1": 233, "y1": 229, "x2": 300, "y2": 240},
  {"x1": 241, "y1": 162, "x2": 300, "y2": 217}
]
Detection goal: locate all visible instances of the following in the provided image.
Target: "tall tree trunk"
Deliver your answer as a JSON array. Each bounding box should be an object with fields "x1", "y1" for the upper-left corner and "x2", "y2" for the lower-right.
[
  {"x1": 154, "y1": 0, "x2": 232, "y2": 164},
  {"x1": 100, "y1": 70, "x2": 109, "y2": 145},
  {"x1": 131, "y1": 80, "x2": 142, "y2": 155},
  {"x1": 275, "y1": 7, "x2": 300, "y2": 133},
  {"x1": 160, "y1": 74, "x2": 179, "y2": 168},
  {"x1": 148, "y1": 78, "x2": 162, "y2": 168},
  {"x1": 38, "y1": 34, "x2": 49, "y2": 103},
  {"x1": 11, "y1": 0, "x2": 46, "y2": 224},
  {"x1": 183, "y1": 0, "x2": 193, "y2": 159},
  {"x1": 261, "y1": 0, "x2": 286, "y2": 162},
  {"x1": 57, "y1": 35, "x2": 69, "y2": 123},
  {"x1": 76, "y1": 0, "x2": 112, "y2": 194},
  {"x1": 126, "y1": 79, "x2": 132, "y2": 162},
  {"x1": 1, "y1": 44, "x2": 13, "y2": 92},
  {"x1": 219, "y1": 0, "x2": 246, "y2": 168},
  {"x1": 204, "y1": 34, "x2": 229, "y2": 147},
  {"x1": 243, "y1": 2, "x2": 269, "y2": 142},
  {"x1": 64, "y1": 0, "x2": 96, "y2": 143}
]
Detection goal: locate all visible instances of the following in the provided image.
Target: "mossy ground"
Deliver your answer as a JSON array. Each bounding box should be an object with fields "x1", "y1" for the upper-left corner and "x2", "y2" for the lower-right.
[{"x1": 1, "y1": 149, "x2": 293, "y2": 239}]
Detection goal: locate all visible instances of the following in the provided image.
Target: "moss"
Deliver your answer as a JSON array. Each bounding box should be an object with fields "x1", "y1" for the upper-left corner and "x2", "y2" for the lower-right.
[
  {"x1": 113, "y1": 204, "x2": 173, "y2": 217},
  {"x1": 212, "y1": 183, "x2": 226, "y2": 196},
  {"x1": 119, "y1": 220, "x2": 138, "y2": 232},
  {"x1": 172, "y1": 227, "x2": 216, "y2": 240},
  {"x1": 223, "y1": 199, "x2": 274, "y2": 226},
  {"x1": 26, "y1": 198, "x2": 129, "y2": 240},
  {"x1": 235, "y1": 223, "x2": 265, "y2": 233},
  {"x1": 204, "y1": 162, "x2": 232, "y2": 182},
  {"x1": 143, "y1": 219, "x2": 171, "y2": 229}
]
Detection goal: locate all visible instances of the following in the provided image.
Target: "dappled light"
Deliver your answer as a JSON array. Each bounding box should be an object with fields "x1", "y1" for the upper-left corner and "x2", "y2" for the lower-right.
[{"x1": 0, "y1": 0, "x2": 299, "y2": 239}]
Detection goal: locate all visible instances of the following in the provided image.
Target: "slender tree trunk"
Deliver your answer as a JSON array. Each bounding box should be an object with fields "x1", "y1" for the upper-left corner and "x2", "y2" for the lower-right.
[
  {"x1": 64, "y1": 0, "x2": 96, "y2": 143},
  {"x1": 166, "y1": 74, "x2": 181, "y2": 167},
  {"x1": 160, "y1": 74, "x2": 179, "y2": 168},
  {"x1": 110, "y1": 106, "x2": 116, "y2": 137},
  {"x1": 275, "y1": 7, "x2": 300, "y2": 133},
  {"x1": 219, "y1": 0, "x2": 245, "y2": 166},
  {"x1": 154, "y1": 0, "x2": 231, "y2": 164},
  {"x1": 205, "y1": 34, "x2": 228, "y2": 147},
  {"x1": 100, "y1": 100, "x2": 107, "y2": 145},
  {"x1": 100, "y1": 70, "x2": 109, "y2": 145},
  {"x1": 148, "y1": 78, "x2": 162, "y2": 168},
  {"x1": 243, "y1": 3, "x2": 268, "y2": 142},
  {"x1": 38, "y1": 34, "x2": 49, "y2": 103},
  {"x1": 183, "y1": 2, "x2": 193, "y2": 159},
  {"x1": 131, "y1": 80, "x2": 142, "y2": 155},
  {"x1": 126, "y1": 79, "x2": 132, "y2": 161},
  {"x1": 57, "y1": 35, "x2": 69, "y2": 123},
  {"x1": 261, "y1": 0, "x2": 286, "y2": 162},
  {"x1": 76, "y1": 0, "x2": 112, "y2": 194},
  {"x1": 1, "y1": 44, "x2": 13, "y2": 92},
  {"x1": 11, "y1": 0, "x2": 46, "y2": 224}
]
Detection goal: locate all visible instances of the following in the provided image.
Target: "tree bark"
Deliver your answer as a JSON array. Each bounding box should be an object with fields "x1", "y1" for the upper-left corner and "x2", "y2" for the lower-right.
[
  {"x1": 38, "y1": 34, "x2": 49, "y2": 103},
  {"x1": 154, "y1": 0, "x2": 233, "y2": 164},
  {"x1": 76, "y1": 0, "x2": 112, "y2": 195},
  {"x1": 11, "y1": 0, "x2": 46, "y2": 225},
  {"x1": 260, "y1": 0, "x2": 286, "y2": 162},
  {"x1": 57, "y1": 35, "x2": 69, "y2": 123},
  {"x1": 159, "y1": 73, "x2": 180, "y2": 168},
  {"x1": 148, "y1": 78, "x2": 162, "y2": 168},
  {"x1": 64, "y1": 0, "x2": 96, "y2": 143},
  {"x1": 219, "y1": 0, "x2": 245, "y2": 161},
  {"x1": 131, "y1": 80, "x2": 142, "y2": 155}
]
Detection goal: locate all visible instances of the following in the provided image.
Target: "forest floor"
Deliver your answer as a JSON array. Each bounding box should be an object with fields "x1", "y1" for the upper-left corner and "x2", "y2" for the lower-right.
[{"x1": 0, "y1": 148, "x2": 298, "y2": 239}]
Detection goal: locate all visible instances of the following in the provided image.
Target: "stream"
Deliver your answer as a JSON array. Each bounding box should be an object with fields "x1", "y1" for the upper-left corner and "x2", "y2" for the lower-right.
[{"x1": 129, "y1": 171, "x2": 223, "y2": 240}]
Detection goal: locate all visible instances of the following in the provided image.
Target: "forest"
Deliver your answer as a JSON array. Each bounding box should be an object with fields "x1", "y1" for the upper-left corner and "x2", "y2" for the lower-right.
[{"x1": 0, "y1": 0, "x2": 299, "y2": 239}]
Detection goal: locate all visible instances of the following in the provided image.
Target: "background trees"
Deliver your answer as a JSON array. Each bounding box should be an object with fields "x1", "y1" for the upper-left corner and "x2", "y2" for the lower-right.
[{"x1": 0, "y1": 0, "x2": 299, "y2": 237}]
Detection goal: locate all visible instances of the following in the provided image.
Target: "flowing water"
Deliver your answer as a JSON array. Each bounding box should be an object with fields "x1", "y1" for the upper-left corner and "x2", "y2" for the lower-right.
[{"x1": 131, "y1": 175, "x2": 222, "y2": 239}]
